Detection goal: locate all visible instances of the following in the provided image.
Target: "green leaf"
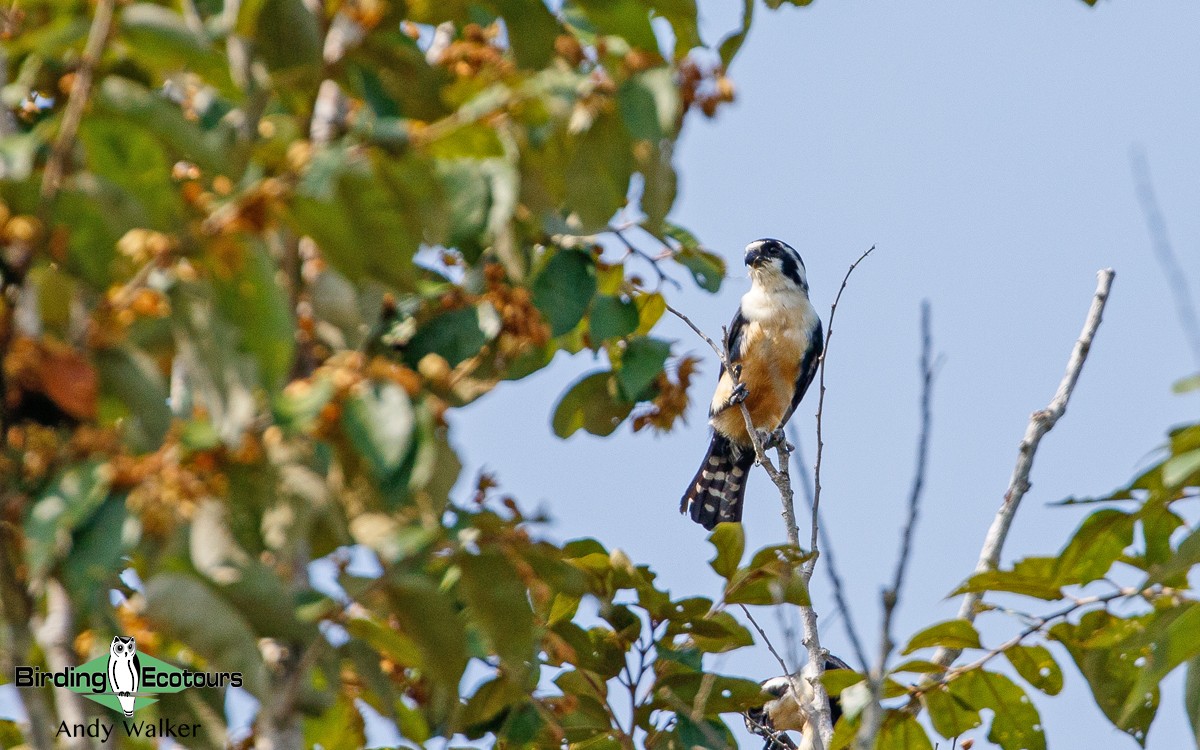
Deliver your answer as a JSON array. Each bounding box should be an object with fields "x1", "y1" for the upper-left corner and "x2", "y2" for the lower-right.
[
  {"x1": 1005, "y1": 644, "x2": 1063, "y2": 696},
  {"x1": 302, "y1": 693, "x2": 364, "y2": 750},
  {"x1": 589, "y1": 295, "x2": 640, "y2": 341},
  {"x1": 211, "y1": 239, "x2": 295, "y2": 392},
  {"x1": 876, "y1": 710, "x2": 934, "y2": 750},
  {"x1": 405, "y1": 306, "x2": 491, "y2": 368},
  {"x1": 1164, "y1": 448, "x2": 1200, "y2": 488},
  {"x1": 95, "y1": 345, "x2": 171, "y2": 452},
  {"x1": 1121, "y1": 603, "x2": 1200, "y2": 728},
  {"x1": 1051, "y1": 610, "x2": 1157, "y2": 745},
  {"x1": 61, "y1": 494, "x2": 130, "y2": 613},
  {"x1": 648, "y1": 0, "x2": 702, "y2": 58},
  {"x1": 1149, "y1": 526, "x2": 1200, "y2": 585},
  {"x1": 386, "y1": 575, "x2": 469, "y2": 718},
  {"x1": 119, "y1": 4, "x2": 231, "y2": 90},
  {"x1": 569, "y1": 0, "x2": 659, "y2": 52},
  {"x1": 615, "y1": 336, "x2": 671, "y2": 400},
  {"x1": 1055, "y1": 508, "x2": 1134, "y2": 585},
  {"x1": 457, "y1": 551, "x2": 538, "y2": 671},
  {"x1": 552, "y1": 371, "x2": 634, "y2": 438},
  {"x1": 922, "y1": 685, "x2": 982, "y2": 740},
  {"x1": 341, "y1": 382, "x2": 416, "y2": 482},
  {"x1": 344, "y1": 615, "x2": 423, "y2": 667},
  {"x1": 94, "y1": 77, "x2": 232, "y2": 174},
  {"x1": 144, "y1": 573, "x2": 268, "y2": 697},
  {"x1": 1173, "y1": 373, "x2": 1200, "y2": 394},
  {"x1": 249, "y1": 0, "x2": 322, "y2": 74},
  {"x1": 638, "y1": 141, "x2": 677, "y2": 234},
  {"x1": 1185, "y1": 656, "x2": 1200, "y2": 748},
  {"x1": 952, "y1": 556, "x2": 1064, "y2": 601},
  {"x1": 718, "y1": 0, "x2": 754, "y2": 69},
  {"x1": 707, "y1": 522, "x2": 744, "y2": 580},
  {"x1": 666, "y1": 223, "x2": 725, "y2": 292},
  {"x1": 618, "y1": 70, "x2": 679, "y2": 142},
  {"x1": 533, "y1": 249, "x2": 598, "y2": 336},
  {"x1": 24, "y1": 461, "x2": 112, "y2": 582},
  {"x1": 902, "y1": 620, "x2": 981, "y2": 655},
  {"x1": 724, "y1": 545, "x2": 812, "y2": 606},
  {"x1": 634, "y1": 291, "x2": 667, "y2": 334},
  {"x1": 566, "y1": 112, "x2": 634, "y2": 232},
  {"x1": 948, "y1": 670, "x2": 1046, "y2": 750},
  {"x1": 491, "y1": 0, "x2": 560, "y2": 68},
  {"x1": 289, "y1": 151, "x2": 439, "y2": 290}
]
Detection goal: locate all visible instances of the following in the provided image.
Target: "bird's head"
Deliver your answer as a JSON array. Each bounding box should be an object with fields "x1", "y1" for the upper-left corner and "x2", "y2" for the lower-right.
[{"x1": 744, "y1": 238, "x2": 809, "y2": 293}]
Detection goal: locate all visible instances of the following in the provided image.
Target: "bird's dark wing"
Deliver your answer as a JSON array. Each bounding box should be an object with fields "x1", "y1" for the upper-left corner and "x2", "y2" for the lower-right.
[
  {"x1": 709, "y1": 307, "x2": 749, "y2": 419},
  {"x1": 823, "y1": 652, "x2": 849, "y2": 727},
  {"x1": 723, "y1": 307, "x2": 748, "y2": 369},
  {"x1": 781, "y1": 320, "x2": 823, "y2": 426}
]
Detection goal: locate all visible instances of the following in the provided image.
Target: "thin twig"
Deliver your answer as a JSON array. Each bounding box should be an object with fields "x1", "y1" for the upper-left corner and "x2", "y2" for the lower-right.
[
  {"x1": 787, "y1": 425, "x2": 870, "y2": 672},
  {"x1": 1130, "y1": 146, "x2": 1200, "y2": 368},
  {"x1": 801, "y1": 244, "x2": 875, "y2": 748},
  {"x1": 912, "y1": 586, "x2": 1142, "y2": 702},
  {"x1": 855, "y1": 302, "x2": 936, "y2": 750},
  {"x1": 40, "y1": 0, "x2": 116, "y2": 203},
  {"x1": 931, "y1": 269, "x2": 1115, "y2": 670},
  {"x1": 739, "y1": 604, "x2": 821, "y2": 746},
  {"x1": 610, "y1": 226, "x2": 681, "y2": 290},
  {"x1": 809, "y1": 244, "x2": 875, "y2": 578}
]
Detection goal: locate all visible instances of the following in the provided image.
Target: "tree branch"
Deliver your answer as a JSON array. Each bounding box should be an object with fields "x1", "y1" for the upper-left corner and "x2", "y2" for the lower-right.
[
  {"x1": 787, "y1": 426, "x2": 870, "y2": 672},
  {"x1": 931, "y1": 268, "x2": 1115, "y2": 670},
  {"x1": 856, "y1": 301, "x2": 936, "y2": 750},
  {"x1": 40, "y1": 0, "x2": 116, "y2": 204},
  {"x1": 1130, "y1": 146, "x2": 1200, "y2": 368}
]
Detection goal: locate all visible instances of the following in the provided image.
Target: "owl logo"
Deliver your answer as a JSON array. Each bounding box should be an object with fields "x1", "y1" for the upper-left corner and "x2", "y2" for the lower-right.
[{"x1": 107, "y1": 636, "x2": 141, "y2": 717}]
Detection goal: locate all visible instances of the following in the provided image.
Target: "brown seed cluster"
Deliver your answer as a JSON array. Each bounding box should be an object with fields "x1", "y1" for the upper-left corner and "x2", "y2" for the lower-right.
[
  {"x1": 631, "y1": 356, "x2": 698, "y2": 433},
  {"x1": 678, "y1": 57, "x2": 735, "y2": 119},
  {"x1": 482, "y1": 263, "x2": 551, "y2": 359},
  {"x1": 437, "y1": 23, "x2": 514, "y2": 80}
]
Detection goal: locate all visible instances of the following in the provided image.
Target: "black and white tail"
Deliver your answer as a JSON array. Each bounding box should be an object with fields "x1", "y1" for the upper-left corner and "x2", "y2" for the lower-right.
[{"x1": 680, "y1": 434, "x2": 755, "y2": 529}]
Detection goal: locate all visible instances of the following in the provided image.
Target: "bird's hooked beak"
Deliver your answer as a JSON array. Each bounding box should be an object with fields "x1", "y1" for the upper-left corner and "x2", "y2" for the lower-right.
[{"x1": 744, "y1": 245, "x2": 765, "y2": 268}]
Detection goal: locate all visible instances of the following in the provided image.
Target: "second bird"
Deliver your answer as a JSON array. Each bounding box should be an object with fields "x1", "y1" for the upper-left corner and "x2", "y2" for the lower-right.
[{"x1": 681, "y1": 239, "x2": 823, "y2": 529}]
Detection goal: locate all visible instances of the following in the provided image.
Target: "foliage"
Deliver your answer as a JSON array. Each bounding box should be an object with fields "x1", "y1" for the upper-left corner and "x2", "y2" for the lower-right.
[
  {"x1": 0, "y1": 0, "x2": 806, "y2": 747},
  {"x1": 0, "y1": 0, "x2": 1167, "y2": 749},
  {"x1": 816, "y1": 384, "x2": 1200, "y2": 750}
]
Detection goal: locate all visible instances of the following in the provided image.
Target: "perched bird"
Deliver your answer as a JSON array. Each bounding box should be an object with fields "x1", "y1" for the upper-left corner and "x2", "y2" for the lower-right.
[
  {"x1": 744, "y1": 654, "x2": 851, "y2": 750},
  {"x1": 681, "y1": 239, "x2": 823, "y2": 529}
]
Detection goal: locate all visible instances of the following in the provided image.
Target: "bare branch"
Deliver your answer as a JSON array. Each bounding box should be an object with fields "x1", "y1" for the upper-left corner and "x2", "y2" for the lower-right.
[
  {"x1": 40, "y1": 0, "x2": 116, "y2": 204},
  {"x1": 932, "y1": 268, "x2": 1115, "y2": 670},
  {"x1": 787, "y1": 426, "x2": 870, "y2": 672},
  {"x1": 800, "y1": 244, "x2": 875, "y2": 748},
  {"x1": 912, "y1": 586, "x2": 1143, "y2": 703},
  {"x1": 1130, "y1": 146, "x2": 1200, "y2": 368},
  {"x1": 856, "y1": 302, "x2": 936, "y2": 750}
]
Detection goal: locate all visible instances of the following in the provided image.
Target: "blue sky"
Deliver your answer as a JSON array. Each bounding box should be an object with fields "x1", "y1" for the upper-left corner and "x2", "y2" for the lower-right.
[
  {"x1": 4, "y1": 2, "x2": 1198, "y2": 747},
  {"x1": 451, "y1": 1, "x2": 1200, "y2": 747}
]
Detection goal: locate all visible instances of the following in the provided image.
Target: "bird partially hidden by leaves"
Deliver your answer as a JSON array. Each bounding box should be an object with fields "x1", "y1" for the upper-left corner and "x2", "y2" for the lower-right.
[
  {"x1": 744, "y1": 654, "x2": 851, "y2": 750},
  {"x1": 681, "y1": 238, "x2": 823, "y2": 529}
]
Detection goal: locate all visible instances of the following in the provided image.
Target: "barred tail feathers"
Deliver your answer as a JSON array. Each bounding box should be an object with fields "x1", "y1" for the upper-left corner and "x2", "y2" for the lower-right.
[{"x1": 680, "y1": 435, "x2": 754, "y2": 529}]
